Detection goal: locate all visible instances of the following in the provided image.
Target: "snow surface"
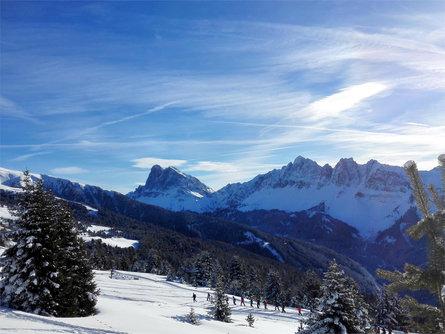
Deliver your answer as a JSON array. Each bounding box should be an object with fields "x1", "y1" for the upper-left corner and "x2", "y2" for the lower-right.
[
  {"x1": 87, "y1": 225, "x2": 112, "y2": 233},
  {"x1": 0, "y1": 269, "x2": 415, "y2": 334},
  {"x1": 0, "y1": 270, "x2": 308, "y2": 334},
  {"x1": 81, "y1": 235, "x2": 139, "y2": 249},
  {"x1": 0, "y1": 206, "x2": 16, "y2": 221}
]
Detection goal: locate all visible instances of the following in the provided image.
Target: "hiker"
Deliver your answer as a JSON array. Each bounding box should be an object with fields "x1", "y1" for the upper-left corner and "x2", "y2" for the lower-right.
[
  {"x1": 264, "y1": 300, "x2": 268, "y2": 309},
  {"x1": 382, "y1": 328, "x2": 386, "y2": 334},
  {"x1": 298, "y1": 306, "x2": 302, "y2": 315},
  {"x1": 376, "y1": 326, "x2": 380, "y2": 333},
  {"x1": 403, "y1": 328, "x2": 408, "y2": 334},
  {"x1": 388, "y1": 328, "x2": 392, "y2": 334},
  {"x1": 256, "y1": 299, "x2": 260, "y2": 308},
  {"x1": 274, "y1": 303, "x2": 280, "y2": 311},
  {"x1": 281, "y1": 304, "x2": 286, "y2": 313},
  {"x1": 233, "y1": 296, "x2": 236, "y2": 305},
  {"x1": 241, "y1": 296, "x2": 245, "y2": 306},
  {"x1": 226, "y1": 296, "x2": 229, "y2": 303},
  {"x1": 192, "y1": 293, "x2": 196, "y2": 302},
  {"x1": 207, "y1": 292, "x2": 210, "y2": 301},
  {"x1": 250, "y1": 299, "x2": 253, "y2": 307}
]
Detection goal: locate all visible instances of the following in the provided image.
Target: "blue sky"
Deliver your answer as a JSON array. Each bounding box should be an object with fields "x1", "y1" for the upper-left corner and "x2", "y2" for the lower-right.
[{"x1": 1, "y1": 1, "x2": 444, "y2": 193}]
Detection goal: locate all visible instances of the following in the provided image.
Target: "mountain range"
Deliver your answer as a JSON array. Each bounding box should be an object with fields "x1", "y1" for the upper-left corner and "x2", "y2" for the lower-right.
[
  {"x1": 0, "y1": 165, "x2": 379, "y2": 294},
  {"x1": 126, "y1": 156, "x2": 442, "y2": 275},
  {"x1": 0, "y1": 156, "x2": 441, "y2": 294}
]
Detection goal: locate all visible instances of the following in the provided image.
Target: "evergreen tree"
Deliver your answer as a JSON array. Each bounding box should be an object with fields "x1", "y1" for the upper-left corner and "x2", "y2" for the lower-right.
[
  {"x1": 191, "y1": 252, "x2": 213, "y2": 287},
  {"x1": 264, "y1": 270, "x2": 281, "y2": 308},
  {"x1": 375, "y1": 285, "x2": 405, "y2": 329},
  {"x1": 299, "y1": 259, "x2": 370, "y2": 334},
  {"x1": 377, "y1": 155, "x2": 445, "y2": 332},
  {"x1": 227, "y1": 255, "x2": 247, "y2": 296},
  {"x1": 52, "y1": 200, "x2": 98, "y2": 316},
  {"x1": 0, "y1": 172, "x2": 98, "y2": 317},
  {"x1": 185, "y1": 307, "x2": 199, "y2": 325},
  {"x1": 296, "y1": 269, "x2": 322, "y2": 309},
  {"x1": 212, "y1": 276, "x2": 231, "y2": 322},
  {"x1": 246, "y1": 312, "x2": 255, "y2": 327}
]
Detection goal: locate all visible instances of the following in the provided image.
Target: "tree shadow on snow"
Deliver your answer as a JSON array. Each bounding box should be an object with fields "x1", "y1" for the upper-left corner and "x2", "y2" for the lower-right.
[{"x1": 0, "y1": 306, "x2": 125, "y2": 334}]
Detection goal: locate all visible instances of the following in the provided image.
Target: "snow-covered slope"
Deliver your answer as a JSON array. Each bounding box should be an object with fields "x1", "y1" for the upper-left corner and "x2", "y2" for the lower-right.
[
  {"x1": 127, "y1": 165, "x2": 214, "y2": 211},
  {"x1": 0, "y1": 270, "x2": 310, "y2": 334},
  {"x1": 127, "y1": 157, "x2": 440, "y2": 238}
]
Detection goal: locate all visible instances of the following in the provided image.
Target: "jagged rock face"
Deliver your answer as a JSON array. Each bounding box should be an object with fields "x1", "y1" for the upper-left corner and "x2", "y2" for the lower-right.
[
  {"x1": 127, "y1": 165, "x2": 214, "y2": 211},
  {"x1": 196, "y1": 157, "x2": 440, "y2": 237}
]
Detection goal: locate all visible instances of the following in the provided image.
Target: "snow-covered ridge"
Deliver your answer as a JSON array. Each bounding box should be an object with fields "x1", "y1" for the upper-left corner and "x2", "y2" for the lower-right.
[
  {"x1": 126, "y1": 156, "x2": 441, "y2": 238},
  {"x1": 239, "y1": 232, "x2": 285, "y2": 263}
]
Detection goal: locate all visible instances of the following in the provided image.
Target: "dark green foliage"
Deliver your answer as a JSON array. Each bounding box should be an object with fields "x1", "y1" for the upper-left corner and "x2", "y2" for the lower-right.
[
  {"x1": 212, "y1": 277, "x2": 231, "y2": 322},
  {"x1": 190, "y1": 252, "x2": 214, "y2": 287},
  {"x1": 246, "y1": 312, "x2": 255, "y2": 327},
  {"x1": 264, "y1": 271, "x2": 281, "y2": 307},
  {"x1": 0, "y1": 172, "x2": 98, "y2": 317},
  {"x1": 294, "y1": 269, "x2": 322, "y2": 309},
  {"x1": 375, "y1": 285, "x2": 405, "y2": 328}
]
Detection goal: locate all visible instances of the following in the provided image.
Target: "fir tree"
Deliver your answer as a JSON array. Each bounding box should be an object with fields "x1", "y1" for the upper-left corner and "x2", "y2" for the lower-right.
[
  {"x1": 191, "y1": 252, "x2": 213, "y2": 287},
  {"x1": 246, "y1": 312, "x2": 255, "y2": 327},
  {"x1": 296, "y1": 269, "x2": 322, "y2": 309},
  {"x1": 377, "y1": 155, "x2": 445, "y2": 332},
  {"x1": 375, "y1": 285, "x2": 405, "y2": 329},
  {"x1": 185, "y1": 307, "x2": 200, "y2": 325},
  {"x1": 264, "y1": 271, "x2": 281, "y2": 308},
  {"x1": 0, "y1": 172, "x2": 98, "y2": 317},
  {"x1": 212, "y1": 277, "x2": 231, "y2": 322},
  {"x1": 299, "y1": 259, "x2": 370, "y2": 334}
]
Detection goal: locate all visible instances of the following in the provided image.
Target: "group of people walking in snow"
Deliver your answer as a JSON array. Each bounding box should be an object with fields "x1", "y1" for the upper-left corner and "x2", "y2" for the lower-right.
[{"x1": 195, "y1": 292, "x2": 302, "y2": 315}]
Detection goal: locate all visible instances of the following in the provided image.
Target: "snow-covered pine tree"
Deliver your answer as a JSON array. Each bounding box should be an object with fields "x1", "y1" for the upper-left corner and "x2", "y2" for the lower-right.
[
  {"x1": 377, "y1": 154, "x2": 445, "y2": 332},
  {"x1": 0, "y1": 172, "x2": 98, "y2": 317},
  {"x1": 375, "y1": 285, "x2": 404, "y2": 329},
  {"x1": 212, "y1": 277, "x2": 231, "y2": 322},
  {"x1": 246, "y1": 312, "x2": 255, "y2": 327},
  {"x1": 298, "y1": 259, "x2": 370, "y2": 334},
  {"x1": 186, "y1": 307, "x2": 199, "y2": 325},
  {"x1": 264, "y1": 271, "x2": 281, "y2": 308}
]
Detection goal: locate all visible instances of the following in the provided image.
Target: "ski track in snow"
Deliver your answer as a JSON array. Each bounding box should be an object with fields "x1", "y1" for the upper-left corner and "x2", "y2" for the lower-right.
[{"x1": 0, "y1": 270, "x2": 413, "y2": 334}]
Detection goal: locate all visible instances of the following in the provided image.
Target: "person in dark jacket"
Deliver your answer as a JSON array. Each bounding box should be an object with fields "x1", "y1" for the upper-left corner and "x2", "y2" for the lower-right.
[{"x1": 192, "y1": 293, "x2": 196, "y2": 302}]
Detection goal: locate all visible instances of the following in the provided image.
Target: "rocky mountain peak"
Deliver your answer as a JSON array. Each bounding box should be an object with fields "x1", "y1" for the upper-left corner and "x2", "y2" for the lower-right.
[
  {"x1": 331, "y1": 158, "x2": 361, "y2": 186},
  {"x1": 141, "y1": 165, "x2": 213, "y2": 194}
]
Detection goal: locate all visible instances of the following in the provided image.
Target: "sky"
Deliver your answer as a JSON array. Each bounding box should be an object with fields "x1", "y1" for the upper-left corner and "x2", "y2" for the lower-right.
[{"x1": 1, "y1": 1, "x2": 444, "y2": 193}]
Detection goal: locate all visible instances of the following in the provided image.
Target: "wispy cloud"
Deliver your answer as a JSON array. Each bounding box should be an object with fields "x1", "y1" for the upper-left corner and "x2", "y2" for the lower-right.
[
  {"x1": 132, "y1": 157, "x2": 187, "y2": 169},
  {"x1": 300, "y1": 82, "x2": 388, "y2": 121},
  {"x1": 50, "y1": 166, "x2": 88, "y2": 175},
  {"x1": 10, "y1": 151, "x2": 50, "y2": 162}
]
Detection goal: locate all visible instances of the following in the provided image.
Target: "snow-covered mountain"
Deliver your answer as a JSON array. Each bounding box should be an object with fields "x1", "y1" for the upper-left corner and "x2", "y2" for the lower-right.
[
  {"x1": 129, "y1": 156, "x2": 441, "y2": 238},
  {"x1": 127, "y1": 165, "x2": 214, "y2": 211}
]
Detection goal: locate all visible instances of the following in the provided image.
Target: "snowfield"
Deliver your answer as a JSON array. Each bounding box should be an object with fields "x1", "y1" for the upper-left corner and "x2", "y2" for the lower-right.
[{"x1": 0, "y1": 270, "x2": 308, "y2": 334}]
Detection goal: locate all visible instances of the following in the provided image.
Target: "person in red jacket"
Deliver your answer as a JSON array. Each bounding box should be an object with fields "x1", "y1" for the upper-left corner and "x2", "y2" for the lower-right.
[
  {"x1": 264, "y1": 300, "x2": 268, "y2": 309},
  {"x1": 241, "y1": 296, "x2": 245, "y2": 306},
  {"x1": 298, "y1": 306, "x2": 302, "y2": 315}
]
